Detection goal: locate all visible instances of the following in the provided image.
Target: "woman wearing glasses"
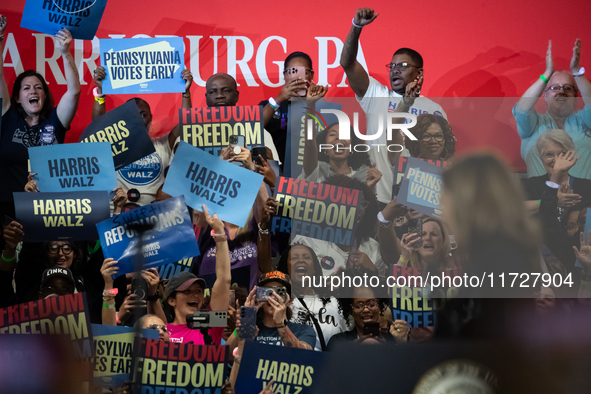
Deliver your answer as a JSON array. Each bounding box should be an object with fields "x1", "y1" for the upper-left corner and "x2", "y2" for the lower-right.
[
  {"x1": 405, "y1": 114, "x2": 456, "y2": 161},
  {"x1": 513, "y1": 39, "x2": 591, "y2": 179},
  {"x1": 522, "y1": 129, "x2": 591, "y2": 214},
  {"x1": 327, "y1": 283, "x2": 401, "y2": 349}
]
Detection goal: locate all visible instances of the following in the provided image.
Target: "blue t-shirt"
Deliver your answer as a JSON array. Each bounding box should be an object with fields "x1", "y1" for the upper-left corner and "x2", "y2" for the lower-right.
[
  {"x1": 512, "y1": 104, "x2": 591, "y2": 178},
  {"x1": 0, "y1": 106, "x2": 67, "y2": 202},
  {"x1": 256, "y1": 321, "x2": 316, "y2": 349}
]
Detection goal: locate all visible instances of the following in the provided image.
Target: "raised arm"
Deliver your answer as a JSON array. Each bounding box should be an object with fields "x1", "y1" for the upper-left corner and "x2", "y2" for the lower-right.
[
  {"x1": 571, "y1": 39, "x2": 591, "y2": 106},
  {"x1": 516, "y1": 40, "x2": 554, "y2": 112},
  {"x1": 55, "y1": 28, "x2": 80, "y2": 129},
  {"x1": 205, "y1": 205, "x2": 231, "y2": 311},
  {"x1": 257, "y1": 197, "x2": 277, "y2": 274},
  {"x1": 340, "y1": 8, "x2": 378, "y2": 98},
  {"x1": 263, "y1": 78, "x2": 307, "y2": 127},
  {"x1": 100, "y1": 258, "x2": 119, "y2": 326},
  {"x1": 269, "y1": 294, "x2": 313, "y2": 349},
  {"x1": 377, "y1": 199, "x2": 407, "y2": 265},
  {"x1": 303, "y1": 84, "x2": 328, "y2": 177},
  {"x1": 0, "y1": 15, "x2": 11, "y2": 115},
  {"x1": 169, "y1": 69, "x2": 194, "y2": 149},
  {"x1": 92, "y1": 66, "x2": 107, "y2": 121}
]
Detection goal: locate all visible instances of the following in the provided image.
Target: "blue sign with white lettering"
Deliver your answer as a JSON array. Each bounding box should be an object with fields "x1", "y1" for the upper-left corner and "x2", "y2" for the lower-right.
[
  {"x1": 235, "y1": 342, "x2": 326, "y2": 394},
  {"x1": 396, "y1": 157, "x2": 444, "y2": 218},
  {"x1": 21, "y1": 0, "x2": 107, "y2": 40},
  {"x1": 100, "y1": 37, "x2": 186, "y2": 95},
  {"x1": 29, "y1": 142, "x2": 117, "y2": 193},
  {"x1": 163, "y1": 141, "x2": 264, "y2": 227},
  {"x1": 96, "y1": 196, "x2": 200, "y2": 276}
]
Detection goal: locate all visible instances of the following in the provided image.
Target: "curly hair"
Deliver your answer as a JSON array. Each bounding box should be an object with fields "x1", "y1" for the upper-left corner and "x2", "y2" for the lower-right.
[
  {"x1": 336, "y1": 271, "x2": 389, "y2": 322},
  {"x1": 406, "y1": 114, "x2": 456, "y2": 160},
  {"x1": 322, "y1": 174, "x2": 379, "y2": 244},
  {"x1": 317, "y1": 122, "x2": 372, "y2": 170},
  {"x1": 11, "y1": 70, "x2": 54, "y2": 120}
]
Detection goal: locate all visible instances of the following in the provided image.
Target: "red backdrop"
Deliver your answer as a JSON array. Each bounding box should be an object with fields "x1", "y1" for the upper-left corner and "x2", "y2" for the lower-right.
[{"x1": 2, "y1": 0, "x2": 590, "y2": 171}]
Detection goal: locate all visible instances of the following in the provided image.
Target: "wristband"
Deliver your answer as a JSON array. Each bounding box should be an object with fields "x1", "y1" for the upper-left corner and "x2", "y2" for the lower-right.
[
  {"x1": 268, "y1": 97, "x2": 279, "y2": 111},
  {"x1": 573, "y1": 67, "x2": 586, "y2": 77},
  {"x1": 102, "y1": 302, "x2": 115, "y2": 309},
  {"x1": 1, "y1": 252, "x2": 16, "y2": 262},
  {"x1": 377, "y1": 211, "x2": 391, "y2": 224},
  {"x1": 539, "y1": 74, "x2": 549, "y2": 83},
  {"x1": 94, "y1": 96, "x2": 105, "y2": 105},
  {"x1": 103, "y1": 288, "x2": 118, "y2": 296},
  {"x1": 545, "y1": 180, "x2": 560, "y2": 189},
  {"x1": 399, "y1": 256, "x2": 409, "y2": 264},
  {"x1": 182, "y1": 92, "x2": 191, "y2": 98},
  {"x1": 233, "y1": 329, "x2": 238, "y2": 338},
  {"x1": 93, "y1": 86, "x2": 104, "y2": 98},
  {"x1": 538, "y1": 199, "x2": 541, "y2": 206},
  {"x1": 352, "y1": 18, "x2": 364, "y2": 29}
]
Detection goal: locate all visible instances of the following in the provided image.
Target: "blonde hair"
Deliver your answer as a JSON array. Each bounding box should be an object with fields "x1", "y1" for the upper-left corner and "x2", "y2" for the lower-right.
[
  {"x1": 441, "y1": 153, "x2": 540, "y2": 259},
  {"x1": 408, "y1": 217, "x2": 452, "y2": 271},
  {"x1": 536, "y1": 129, "x2": 575, "y2": 157}
]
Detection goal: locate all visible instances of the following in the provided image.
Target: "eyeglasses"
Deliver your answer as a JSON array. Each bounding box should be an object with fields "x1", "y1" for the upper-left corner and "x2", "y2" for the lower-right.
[
  {"x1": 541, "y1": 151, "x2": 567, "y2": 161},
  {"x1": 284, "y1": 67, "x2": 313, "y2": 75},
  {"x1": 386, "y1": 62, "x2": 419, "y2": 71},
  {"x1": 578, "y1": 217, "x2": 586, "y2": 230},
  {"x1": 352, "y1": 299, "x2": 379, "y2": 311},
  {"x1": 421, "y1": 133, "x2": 445, "y2": 142},
  {"x1": 546, "y1": 84, "x2": 576, "y2": 94},
  {"x1": 48, "y1": 244, "x2": 73, "y2": 255},
  {"x1": 147, "y1": 324, "x2": 168, "y2": 334},
  {"x1": 565, "y1": 222, "x2": 579, "y2": 232}
]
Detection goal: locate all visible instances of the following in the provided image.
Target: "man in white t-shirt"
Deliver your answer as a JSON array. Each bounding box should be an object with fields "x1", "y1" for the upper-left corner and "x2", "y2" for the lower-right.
[{"x1": 340, "y1": 7, "x2": 447, "y2": 204}]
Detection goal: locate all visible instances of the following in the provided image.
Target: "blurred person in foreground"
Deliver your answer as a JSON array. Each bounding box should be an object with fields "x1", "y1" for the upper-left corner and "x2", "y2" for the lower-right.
[{"x1": 436, "y1": 153, "x2": 541, "y2": 339}]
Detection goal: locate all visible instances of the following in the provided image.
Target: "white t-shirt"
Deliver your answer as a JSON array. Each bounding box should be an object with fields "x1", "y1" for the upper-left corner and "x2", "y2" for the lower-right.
[
  {"x1": 116, "y1": 135, "x2": 171, "y2": 207},
  {"x1": 292, "y1": 235, "x2": 387, "y2": 276},
  {"x1": 357, "y1": 77, "x2": 447, "y2": 203},
  {"x1": 290, "y1": 296, "x2": 348, "y2": 351}
]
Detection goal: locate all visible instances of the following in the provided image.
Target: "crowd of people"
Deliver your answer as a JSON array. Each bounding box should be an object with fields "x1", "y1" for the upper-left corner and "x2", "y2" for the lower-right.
[{"x1": 1, "y1": 6, "x2": 591, "y2": 393}]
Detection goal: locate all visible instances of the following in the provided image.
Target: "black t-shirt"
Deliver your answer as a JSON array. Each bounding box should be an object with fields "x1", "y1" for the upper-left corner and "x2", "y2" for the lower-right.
[
  {"x1": 522, "y1": 174, "x2": 591, "y2": 201},
  {"x1": 0, "y1": 106, "x2": 67, "y2": 202},
  {"x1": 259, "y1": 100, "x2": 288, "y2": 165}
]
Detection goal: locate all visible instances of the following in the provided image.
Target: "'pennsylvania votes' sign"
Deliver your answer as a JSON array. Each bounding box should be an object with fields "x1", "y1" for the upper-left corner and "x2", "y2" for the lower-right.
[
  {"x1": 29, "y1": 142, "x2": 117, "y2": 192},
  {"x1": 180, "y1": 105, "x2": 264, "y2": 156},
  {"x1": 14, "y1": 191, "x2": 110, "y2": 241},
  {"x1": 100, "y1": 37, "x2": 186, "y2": 94},
  {"x1": 163, "y1": 142, "x2": 264, "y2": 226},
  {"x1": 396, "y1": 157, "x2": 444, "y2": 218}
]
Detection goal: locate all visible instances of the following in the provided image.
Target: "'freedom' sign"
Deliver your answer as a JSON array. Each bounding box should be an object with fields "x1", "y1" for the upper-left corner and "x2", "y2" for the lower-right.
[
  {"x1": 20, "y1": 0, "x2": 108, "y2": 40},
  {"x1": 163, "y1": 142, "x2": 264, "y2": 226},
  {"x1": 396, "y1": 157, "x2": 444, "y2": 218},
  {"x1": 79, "y1": 100, "x2": 155, "y2": 170},
  {"x1": 131, "y1": 339, "x2": 228, "y2": 393},
  {"x1": 29, "y1": 142, "x2": 117, "y2": 192},
  {"x1": 100, "y1": 37, "x2": 186, "y2": 94},
  {"x1": 272, "y1": 177, "x2": 362, "y2": 246},
  {"x1": 96, "y1": 196, "x2": 200, "y2": 276},
  {"x1": 180, "y1": 105, "x2": 264, "y2": 156},
  {"x1": 14, "y1": 191, "x2": 110, "y2": 241}
]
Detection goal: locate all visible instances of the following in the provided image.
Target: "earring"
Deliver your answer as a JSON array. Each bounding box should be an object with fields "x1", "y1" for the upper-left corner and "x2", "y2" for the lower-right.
[{"x1": 440, "y1": 147, "x2": 449, "y2": 161}]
